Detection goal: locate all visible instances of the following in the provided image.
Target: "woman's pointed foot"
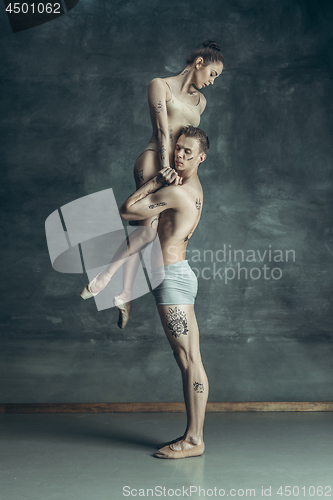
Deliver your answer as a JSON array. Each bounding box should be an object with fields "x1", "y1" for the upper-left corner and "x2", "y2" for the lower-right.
[
  {"x1": 114, "y1": 292, "x2": 132, "y2": 329},
  {"x1": 80, "y1": 271, "x2": 113, "y2": 300},
  {"x1": 80, "y1": 276, "x2": 100, "y2": 300},
  {"x1": 154, "y1": 440, "x2": 205, "y2": 459}
]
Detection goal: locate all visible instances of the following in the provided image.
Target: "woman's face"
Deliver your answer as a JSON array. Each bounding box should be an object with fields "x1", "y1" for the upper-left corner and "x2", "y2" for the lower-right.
[{"x1": 194, "y1": 59, "x2": 223, "y2": 90}]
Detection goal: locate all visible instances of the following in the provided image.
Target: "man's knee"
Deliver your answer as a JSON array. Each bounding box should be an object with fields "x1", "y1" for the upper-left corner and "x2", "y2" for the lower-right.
[{"x1": 173, "y1": 346, "x2": 198, "y2": 370}]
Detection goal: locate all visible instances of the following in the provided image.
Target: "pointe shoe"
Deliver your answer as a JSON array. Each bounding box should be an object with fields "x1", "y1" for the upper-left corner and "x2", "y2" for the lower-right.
[
  {"x1": 154, "y1": 440, "x2": 205, "y2": 459},
  {"x1": 114, "y1": 295, "x2": 132, "y2": 329},
  {"x1": 80, "y1": 276, "x2": 101, "y2": 300}
]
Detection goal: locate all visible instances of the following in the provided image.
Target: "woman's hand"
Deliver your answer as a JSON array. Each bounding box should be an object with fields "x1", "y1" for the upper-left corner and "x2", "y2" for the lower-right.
[{"x1": 157, "y1": 167, "x2": 183, "y2": 186}]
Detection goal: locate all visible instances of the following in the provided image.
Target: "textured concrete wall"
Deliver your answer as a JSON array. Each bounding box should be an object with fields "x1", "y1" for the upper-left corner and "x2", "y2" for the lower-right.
[{"x1": 1, "y1": 0, "x2": 333, "y2": 403}]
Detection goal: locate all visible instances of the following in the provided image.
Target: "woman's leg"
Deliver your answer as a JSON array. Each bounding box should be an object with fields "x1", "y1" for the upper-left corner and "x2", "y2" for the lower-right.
[
  {"x1": 87, "y1": 220, "x2": 158, "y2": 294},
  {"x1": 115, "y1": 150, "x2": 161, "y2": 300},
  {"x1": 155, "y1": 304, "x2": 208, "y2": 457},
  {"x1": 88, "y1": 150, "x2": 161, "y2": 296},
  {"x1": 114, "y1": 216, "x2": 160, "y2": 303}
]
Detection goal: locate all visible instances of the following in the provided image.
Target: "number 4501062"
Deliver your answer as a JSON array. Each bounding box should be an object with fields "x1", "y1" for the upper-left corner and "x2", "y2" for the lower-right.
[
  {"x1": 6, "y1": 3, "x2": 61, "y2": 14},
  {"x1": 276, "y1": 485, "x2": 331, "y2": 497}
]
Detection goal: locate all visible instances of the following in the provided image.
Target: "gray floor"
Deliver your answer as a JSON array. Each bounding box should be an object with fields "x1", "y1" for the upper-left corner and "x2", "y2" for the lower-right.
[{"x1": 1, "y1": 412, "x2": 332, "y2": 500}]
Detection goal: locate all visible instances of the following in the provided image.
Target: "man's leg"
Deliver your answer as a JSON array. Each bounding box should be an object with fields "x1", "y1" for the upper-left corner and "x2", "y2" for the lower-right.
[{"x1": 154, "y1": 304, "x2": 208, "y2": 458}]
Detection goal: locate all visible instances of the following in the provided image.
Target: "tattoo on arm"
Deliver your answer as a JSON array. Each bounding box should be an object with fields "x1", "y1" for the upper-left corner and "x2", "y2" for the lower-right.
[
  {"x1": 166, "y1": 307, "x2": 189, "y2": 338},
  {"x1": 193, "y1": 382, "x2": 204, "y2": 393},
  {"x1": 160, "y1": 145, "x2": 166, "y2": 161},
  {"x1": 154, "y1": 101, "x2": 163, "y2": 114},
  {"x1": 149, "y1": 202, "x2": 167, "y2": 209},
  {"x1": 195, "y1": 198, "x2": 201, "y2": 210}
]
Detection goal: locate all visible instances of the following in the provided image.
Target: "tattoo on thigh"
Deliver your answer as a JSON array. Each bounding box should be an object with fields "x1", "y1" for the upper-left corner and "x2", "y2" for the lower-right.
[
  {"x1": 135, "y1": 169, "x2": 144, "y2": 183},
  {"x1": 150, "y1": 217, "x2": 158, "y2": 227},
  {"x1": 193, "y1": 382, "x2": 204, "y2": 393},
  {"x1": 149, "y1": 202, "x2": 167, "y2": 209},
  {"x1": 166, "y1": 307, "x2": 189, "y2": 338}
]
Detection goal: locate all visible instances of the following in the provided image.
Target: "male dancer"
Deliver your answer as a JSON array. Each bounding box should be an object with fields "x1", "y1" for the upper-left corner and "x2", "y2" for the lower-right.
[{"x1": 120, "y1": 126, "x2": 209, "y2": 459}]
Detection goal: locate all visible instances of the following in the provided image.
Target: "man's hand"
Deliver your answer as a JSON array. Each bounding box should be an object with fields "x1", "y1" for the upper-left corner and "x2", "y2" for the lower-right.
[{"x1": 157, "y1": 167, "x2": 183, "y2": 186}]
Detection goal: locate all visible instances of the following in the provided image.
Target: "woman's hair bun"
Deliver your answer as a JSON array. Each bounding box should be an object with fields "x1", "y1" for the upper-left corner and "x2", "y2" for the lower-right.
[
  {"x1": 202, "y1": 40, "x2": 221, "y2": 52},
  {"x1": 186, "y1": 40, "x2": 224, "y2": 66}
]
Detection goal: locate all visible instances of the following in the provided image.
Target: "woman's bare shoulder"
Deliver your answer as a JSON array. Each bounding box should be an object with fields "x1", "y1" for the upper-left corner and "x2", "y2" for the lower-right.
[
  {"x1": 198, "y1": 92, "x2": 207, "y2": 114},
  {"x1": 149, "y1": 77, "x2": 172, "y2": 100}
]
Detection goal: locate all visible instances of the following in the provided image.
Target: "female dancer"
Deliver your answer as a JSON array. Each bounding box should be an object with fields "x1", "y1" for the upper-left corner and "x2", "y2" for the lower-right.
[{"x1": 80, "y1": 41, "x2": 224, "y2": 326}]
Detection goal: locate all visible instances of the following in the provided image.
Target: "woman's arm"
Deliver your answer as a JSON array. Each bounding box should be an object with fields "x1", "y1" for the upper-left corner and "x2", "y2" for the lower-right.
[{"x1": 148, "y1": 78, "x2": 171, "y2": 169}]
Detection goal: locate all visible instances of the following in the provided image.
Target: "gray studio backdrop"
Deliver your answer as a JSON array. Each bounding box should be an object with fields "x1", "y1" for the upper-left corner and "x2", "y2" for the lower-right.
[{"x1": 1, "y1": 0, "x2": 333, "y2": 403}]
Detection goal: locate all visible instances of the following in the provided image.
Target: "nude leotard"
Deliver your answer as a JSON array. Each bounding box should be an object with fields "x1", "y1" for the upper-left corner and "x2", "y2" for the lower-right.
[{"x1": 139, "y1": 81, "x2": 201, "y2": 163}]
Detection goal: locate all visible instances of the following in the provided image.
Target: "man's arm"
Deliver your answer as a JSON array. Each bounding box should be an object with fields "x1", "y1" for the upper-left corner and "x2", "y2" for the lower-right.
[{"x1": 120, "y1": 168, "x2": 183, "y2": 222}]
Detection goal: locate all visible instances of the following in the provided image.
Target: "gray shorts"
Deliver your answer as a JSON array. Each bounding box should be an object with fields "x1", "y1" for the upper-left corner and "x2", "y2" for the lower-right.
[{"x1": 151, "y1": 260, "x2": 198, "y2": 305}]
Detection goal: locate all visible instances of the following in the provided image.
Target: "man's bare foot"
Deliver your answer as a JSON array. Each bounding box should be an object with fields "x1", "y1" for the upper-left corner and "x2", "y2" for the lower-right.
[
  {"x1": 114, "y1": 290, "x2": 132, "y2": 329},
  {"x1": 157, "y1": 435, "x2": 185, "y2": 449},
  {"x1": 154, "y1": 439, "x2": 204, "y2": 459}
]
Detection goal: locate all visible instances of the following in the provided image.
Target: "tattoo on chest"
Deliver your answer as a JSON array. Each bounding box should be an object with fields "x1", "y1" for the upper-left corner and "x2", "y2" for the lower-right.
[
  {"x1": 195, "y1": 198, "x2": 201, "y2": 210},
  {"x1": 165, "y1": 307, "x2": 189, "y2": 338},
  {"x1": 135, "y1": 169, "x2": 144, "y2": 183},
  {"x1": 153, "y1": 101, "x2": 163, "y2": 114},
  {"x1": 193, "y1": 382, "x2": 204, "y2": 393},
  {"x1": 149, "y1": 202, "x2": 167, "y2": 209}
]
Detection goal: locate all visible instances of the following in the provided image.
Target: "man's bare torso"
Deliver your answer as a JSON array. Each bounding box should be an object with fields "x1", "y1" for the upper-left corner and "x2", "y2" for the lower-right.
[{"x1": 152, "y1": 176, "x2": 203, "y2": 267}]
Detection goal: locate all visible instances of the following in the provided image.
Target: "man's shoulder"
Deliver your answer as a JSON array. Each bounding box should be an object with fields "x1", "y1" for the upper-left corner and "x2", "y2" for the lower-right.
[
  {"x1": 163, "y1": 184, "x2": 185, "y2": 197},
  {"x1": 164, "y1": 183, "x2": 202, "y2": 208}
]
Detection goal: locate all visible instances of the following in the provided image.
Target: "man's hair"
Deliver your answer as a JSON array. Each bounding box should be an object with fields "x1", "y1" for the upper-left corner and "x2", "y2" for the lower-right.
[{"x1": 180, "y1": 126, "x2": 210, "y2": 154}]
